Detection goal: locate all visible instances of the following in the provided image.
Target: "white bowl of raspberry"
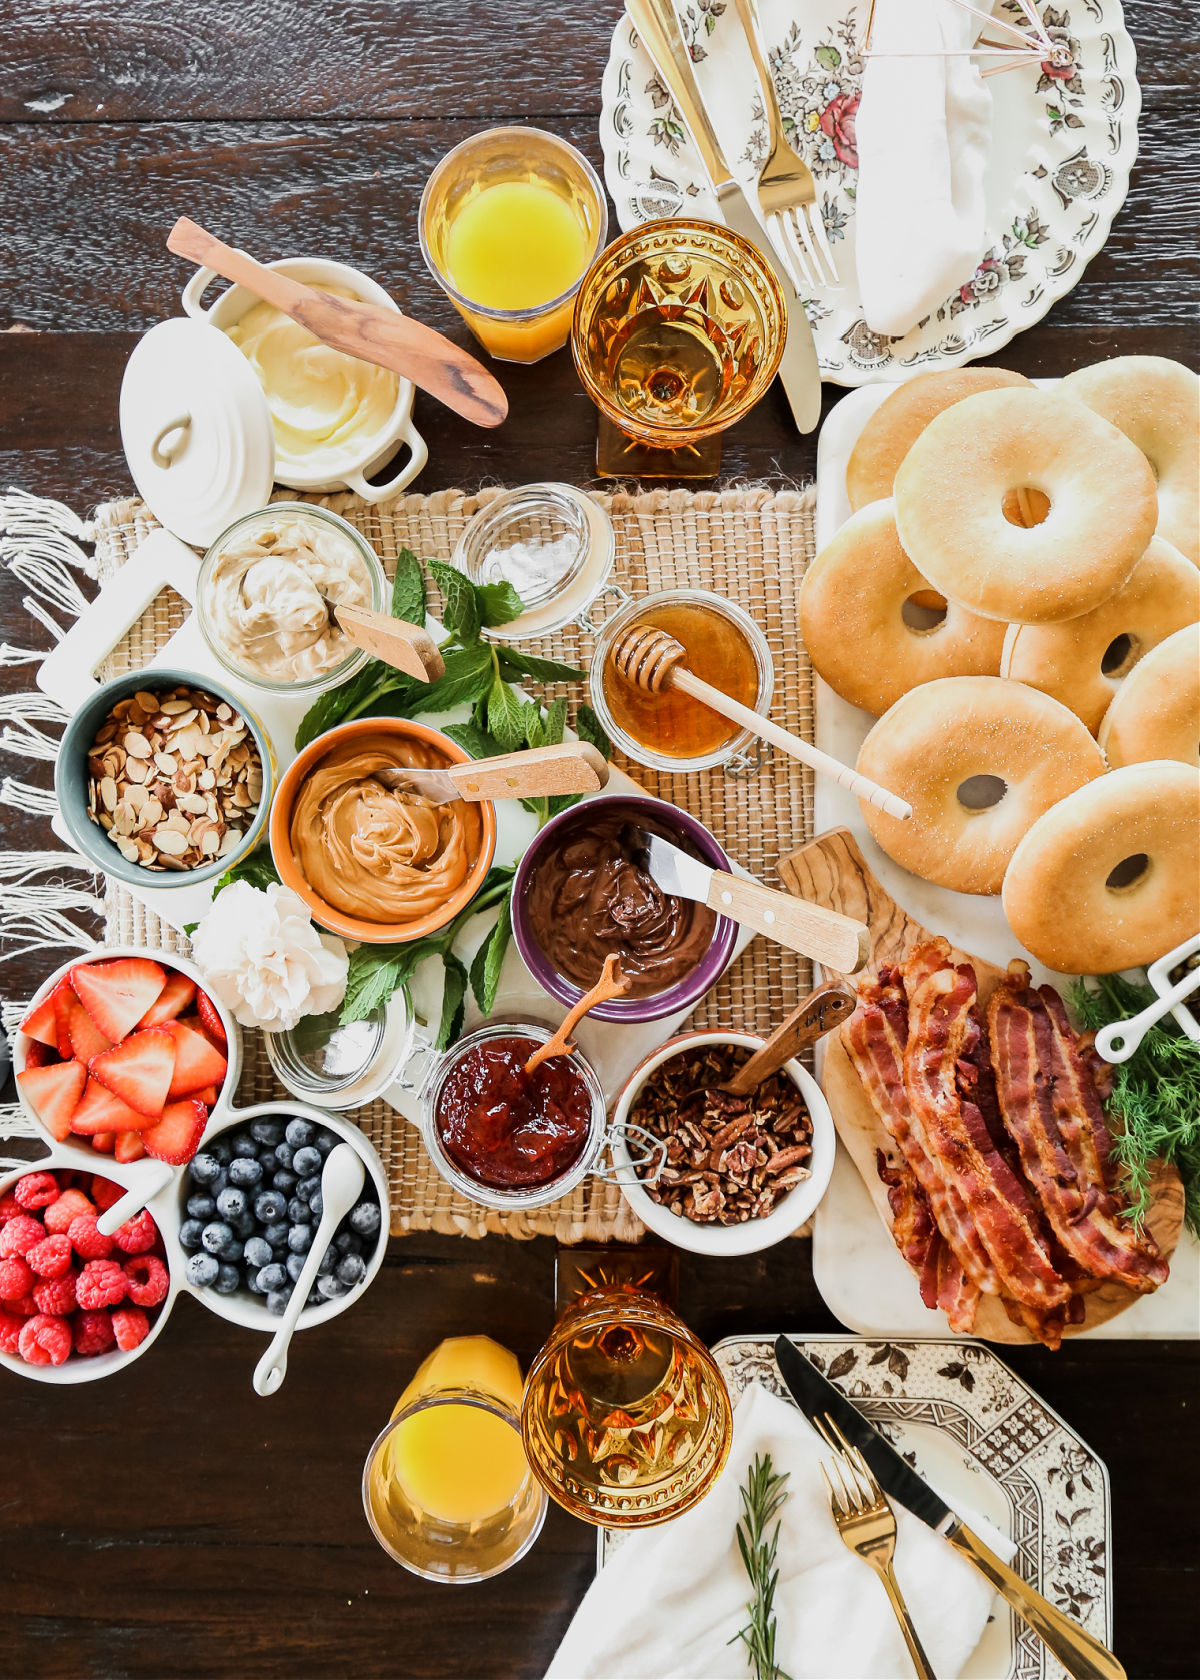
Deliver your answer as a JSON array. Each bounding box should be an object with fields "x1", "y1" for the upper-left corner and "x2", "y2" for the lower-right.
[{"x1": 0, "y1": 1157, "x2": 181, "y2": 1384}]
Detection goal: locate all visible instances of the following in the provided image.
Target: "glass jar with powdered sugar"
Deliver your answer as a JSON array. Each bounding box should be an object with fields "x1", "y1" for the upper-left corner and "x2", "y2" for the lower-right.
[{"x1": 452, "y1": 484, "x2": 625, "y2": 640}]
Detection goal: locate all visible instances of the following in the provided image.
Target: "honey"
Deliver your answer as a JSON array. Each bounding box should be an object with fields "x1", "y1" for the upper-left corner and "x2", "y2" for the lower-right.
[{"x1": 603, "y1": 601, "x2": 760, "y2": 759}]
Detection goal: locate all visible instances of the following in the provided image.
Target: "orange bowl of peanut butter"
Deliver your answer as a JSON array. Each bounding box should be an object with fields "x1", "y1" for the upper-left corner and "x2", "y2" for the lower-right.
[{"x1": 269, "y1": 719, "x2": 497, "y2": 944}]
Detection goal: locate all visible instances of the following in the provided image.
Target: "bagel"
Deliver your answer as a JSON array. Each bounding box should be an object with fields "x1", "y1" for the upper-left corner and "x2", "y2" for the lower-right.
[
  {"x1": 799, "y1": 500, "x2": 1007, "y2": 714},
  {"x1": 1003, "y1": 762, "x2": 1200, "y2": 974},
  {"x1": 893, "y1": 388, "x2": 1158, "y2": 623},
  {"x1": 855, "y1": 677, "x2": 1107, "y2": 895},
  {"x1": 1060, "y1": 355, "x2": 1199, "y2": 565},
  {"x1": 1098, "y1": 624, "x2": 1200, "y2": 770},
  {"x1": 1001, "y1": 536, "x2": 1200, "y2": 733},
  {"x1": 846, "y1": 367, "x2": 1031, "y2": 511}
]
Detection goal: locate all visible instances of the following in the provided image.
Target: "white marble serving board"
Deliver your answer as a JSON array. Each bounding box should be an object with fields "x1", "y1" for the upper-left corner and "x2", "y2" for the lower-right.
[{"x1": 808, "y1": 384, "x2": 1200, "y2": 1341}]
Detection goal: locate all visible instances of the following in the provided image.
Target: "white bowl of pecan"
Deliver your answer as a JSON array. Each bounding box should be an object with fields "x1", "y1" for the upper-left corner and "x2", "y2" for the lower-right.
[{"x1": 610, "y1": 1032, "x2": 836, "y2": 1255}]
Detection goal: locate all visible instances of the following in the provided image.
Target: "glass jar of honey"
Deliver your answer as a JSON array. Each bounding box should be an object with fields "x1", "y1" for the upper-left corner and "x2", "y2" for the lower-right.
[{"x1": 589, "y1": 588, "x2": 775, "y2": 774}]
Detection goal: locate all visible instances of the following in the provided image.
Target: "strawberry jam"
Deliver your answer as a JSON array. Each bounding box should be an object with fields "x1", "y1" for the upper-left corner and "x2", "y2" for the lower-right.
[{"x1": 434, "y1": 1035, "x2": 593, "y2": 1190}]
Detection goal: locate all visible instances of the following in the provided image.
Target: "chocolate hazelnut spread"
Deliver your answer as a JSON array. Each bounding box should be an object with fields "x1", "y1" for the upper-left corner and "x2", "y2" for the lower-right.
[{"x1": 524, "y1": 809, "x2": 717, "y2": 998}]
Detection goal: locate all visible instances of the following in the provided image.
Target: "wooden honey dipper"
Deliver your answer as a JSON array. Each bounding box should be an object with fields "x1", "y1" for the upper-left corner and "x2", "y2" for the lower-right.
[{"x1": 610, "y1": 625, "x2": 913, "y2": 820}]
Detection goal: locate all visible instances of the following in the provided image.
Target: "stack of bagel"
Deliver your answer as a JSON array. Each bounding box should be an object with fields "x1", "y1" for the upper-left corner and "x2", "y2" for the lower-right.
[{"x1": 799, "y1": 356, "x2": 1200, "y2": 976}]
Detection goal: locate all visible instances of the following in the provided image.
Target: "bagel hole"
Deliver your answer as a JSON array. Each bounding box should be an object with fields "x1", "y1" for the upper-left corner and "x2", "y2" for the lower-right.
[
  {"x1": 1106, "y1": 853, "x2": 1150, "y2": 892},
  {"x1": 1001, "y1": 487, "x2": 1051, "y2": 527},
  {"x1": 901, "y1": 590, "x2": 949, "y2": 633},
  {"x1": 957, "y1": 774, "x2": 1008, "y2": 810},
  {"x1": 1101, "y1": 632, "x2": 1140, "y2": 677}
]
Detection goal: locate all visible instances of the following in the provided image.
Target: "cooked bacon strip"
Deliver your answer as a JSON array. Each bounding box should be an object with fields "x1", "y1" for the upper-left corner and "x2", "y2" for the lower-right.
[
  {"x1": 902, "y1": 950, "x2": 1071, "y2": 1311},
  {"x1": 876, "y1": 1150, "x2": 980, "y2": 1332},
  {"x1": 988, "y1": 966, "x2": 1168, "y2": 1293}
]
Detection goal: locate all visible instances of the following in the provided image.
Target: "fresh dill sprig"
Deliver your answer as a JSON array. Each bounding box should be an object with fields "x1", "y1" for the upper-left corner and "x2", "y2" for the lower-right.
[
  {"x1": 730, "y1": 1453, "x2": 792, "y2": 1680},
  {"x1": 1071, "y1": 972, "x2": 1200, "y2": 1235}
]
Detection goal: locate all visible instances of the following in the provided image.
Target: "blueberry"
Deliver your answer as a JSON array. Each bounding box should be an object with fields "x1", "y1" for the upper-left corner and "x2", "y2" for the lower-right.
[
  {"x1": 294, "y1": 1176, "x2": 319, "y2": 1205},
  {"x1": 284, "y1": 1118, "x2": 315, "y2": 1149},
  {"x1": 213, "y1": 1263, "x2": 241, "y2": 1295},
  {"x1": 179, "y1": 1218, "x2": 205, "y2": 1252},
  {"x1": 231, "y1": 1133, "x2": 258, "y2": 1159},
  {"x1": 216, "y1": 1186, "x2": 246, "y2": 1221},
  {"x1": 335, "y1": 1231, "x2": 362, "y2": 1255},
  {"x1": 307, "y1": 1289, "x2": 323, "y2": 1307},
  {"x1": 286, "y1": 1252, "x2": 307, "y2": 1283},
  {"x1": 288, "y1": 1224, "x2": 313, "y2": 1254},
  {"x1": 317, "y1": 1272, "x2": 348, "y2": 1300},
  {"x1": 247, "y1": 1271, "x2": 267, "y2": 1294},
  {"x1": 209, "y1": 1169, "x2": 230, "y2": 1197},
  {"x1": 254, "y1": 1190, "x2": 286, "y2": 1223},
  {"x1": 232, "y1": 1213, "x2": 256, "y2": 1240},
  {"x1": 189, "y1": 1153, "x2": 220, "y2": 1185},
  {"x1": 201, "y1": 1220, "x2": 233, "y2": 1255},
  {"x1": 256, "y1": 1263, "x2": 287, "y2": 1293},
  {"x1": 250, "y1": 1118, "x2": 284, "y2": 1146},
  {"x1": 266, "y1": 1289, "x2": 291, "y2": 1316},
  {"x1": 263, "y1": 1221, "x2": 290, "y2": 1250},
  {"x1": 287, "y1": 1198, "x2": 311, "y2": 1226},
  {"x1": 349, "y1": 1200, "x2": 381, "y2": 1238},
  {"x1": 309, "y1": 1189, "x2": 323, "y2": 1220},
  {"x1": 186, "y1": 1251, "x2": 219, "y2": 1286},
  {"x1": 336, "y1": 1253, "x2": 366, "y2": 1287},
  {"x1": 228, "y1": 1157, "x2": 263, "y2": 1189},
  {"x1": 292, "y1": 1145, "x2": 322, "y2": 1179},
  {"x1": 318, "y1": 1247, "x2": 337, "y2": 1275},
  {"x1": 217, "y1": 1235, "x2": 245, "y2": 1264},
  {"x1": 209, "y1": 1138, "x2": 233, "y2": 1165},
  {"x1": 272, "y1": 1169, "x2": 298, "y2": 1196},
  {"x1": 186, "y1": 1193, "x2": 216, "y2": 1221},
  {"x1": 273, "y1": 1141, "x2": 295, "y2": 1171},
  {"x1": 242, "y1": 1235, "x2": 272, "y2": 1270},
  {"x1": 314, "y1": 1130, "x2": 336, "y2": 1157}
]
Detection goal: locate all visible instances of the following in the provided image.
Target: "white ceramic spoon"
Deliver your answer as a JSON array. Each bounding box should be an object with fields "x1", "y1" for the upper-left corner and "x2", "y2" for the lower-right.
[
  {"x1": 1095, "y1": 963, "x2": 1200, "y2": 1064},
  {"x1": 252, "y1": 1143, "x2": 366, "y2": 1398},
  {"x1": 96, "y1": 1161, "x2": 176, "y2": 1238}
]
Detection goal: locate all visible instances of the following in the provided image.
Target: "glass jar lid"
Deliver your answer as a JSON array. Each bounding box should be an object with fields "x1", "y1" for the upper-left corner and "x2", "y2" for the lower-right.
[
  {"x1": 453, "y1": 484, "x2": 615, "y2": 640},
  {"x1": 265, "y1": 992, "x2": 415, "y2": 1109}
]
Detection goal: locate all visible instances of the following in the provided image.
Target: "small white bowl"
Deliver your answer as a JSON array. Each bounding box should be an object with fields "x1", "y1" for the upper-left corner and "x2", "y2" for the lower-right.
[
  {"x1": 0, "y1": 1153, "x2": 181, "y2": 1386},
  {"x1": 609, "y1": 1031, "x2": 836, "y2": 1256},
  {"x1": 182, "y1": 255, "x2": 428, "y2": 502},
  {"x1": 164, "y1": 1101, "x2": 388, "y2": 1335}
]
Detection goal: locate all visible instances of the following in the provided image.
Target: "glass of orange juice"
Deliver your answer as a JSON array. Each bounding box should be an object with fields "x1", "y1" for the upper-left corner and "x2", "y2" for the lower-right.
[
  {"x1": 419, "y1": 127, "x2": 608, "y2": 363},
  {"x1": 362, "y1": 1335, "x2": 547, "y2": 1582}
]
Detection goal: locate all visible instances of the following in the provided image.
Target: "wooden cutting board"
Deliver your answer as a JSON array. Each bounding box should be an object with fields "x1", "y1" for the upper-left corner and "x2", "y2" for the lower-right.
[{"x1": 779, "y1": 827, "x2": 1183, "y2": 1343}]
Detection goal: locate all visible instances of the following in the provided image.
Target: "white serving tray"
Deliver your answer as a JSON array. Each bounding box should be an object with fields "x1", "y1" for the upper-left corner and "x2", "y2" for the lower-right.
[
  {"x1": 808, "y1": 384, "x2": 1199, "y2": 1341},
  {"x1": 36, "y1": 529, "x2": 753, "y2": 1113}
]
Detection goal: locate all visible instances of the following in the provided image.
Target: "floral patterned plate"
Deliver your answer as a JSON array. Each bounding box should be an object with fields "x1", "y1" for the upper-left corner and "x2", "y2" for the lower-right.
[
  {"x1": 597, "y1": 1335, "x2": 1112, "y2": 1680},
  {"x1": 599, "y1": 0, "x2": 1140, "y2": 383}
]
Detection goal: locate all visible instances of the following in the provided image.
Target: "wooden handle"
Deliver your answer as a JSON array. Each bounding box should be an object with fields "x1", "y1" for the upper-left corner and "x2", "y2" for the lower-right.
[
  {"x1": 525, "y1": 954, "x2": 629, "y2": 1074},
  {"x1": 330, "y1": 601, "x2": 445, "y2": 682},
  {"x1": 167, "y1": 216, "x2": 509, "y2": 429},
  {"x1": 446, "y1": 742, "x2": 610, "y2": 802},
  {"x1": 705, "y1": 871, "x2": 869, "y2": 973},
  {"x1": 669, "y1": 666, "x2": 912, "y2": 822},
  {"x1": 723, "y1": 981, "x2": 857, "y2": 1095},
  {"x1": 949, "y1": 1525, "x2": 1126, "y2": 1680}
]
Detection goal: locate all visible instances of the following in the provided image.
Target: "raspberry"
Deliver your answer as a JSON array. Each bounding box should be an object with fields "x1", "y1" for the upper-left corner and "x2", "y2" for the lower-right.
[
  {"x1": 73, "y1": 1309, "x2": 116, "y2": 1357},
  {"x1": 14, "y1": 1171, "x2": 60, "y2": 1211},
  {"x1": 43, "y1": 1189, "x2": 95, "y2": 1235},
  {"x1": 26, "y1": 1233, "x2": 72, "y2": 1279},
  {"x1": 0, "y1": 1257, "x2": 35, "y2": 1302},
  {"x1": 75, "y1": 1257, "x2": 128, "y2": 1311},
  {"x1": 113, "y1": 1209, "x2": 158, "y2": 1254},
  {"x1": 33, "y1": 1269, "x2": 78, "y2": 1316},
  {"x1": 0, "y1": 1190, "x2": 23, "y2": 1223},
  {"x1": 90, "y1": 1176, "x2": 124, "y2": 1213},
  {"x1": 0, "y1": 1214, "x2": 45, "y2": 1259},
  {"x1": 7, "y1": 1294, "x2": 38, "y2": 1317},
  {"x1": 111, "y1": 1306, "x2": 149, "y2": 1352},
  {"x1": 0, "y1": 1309, "x2": 23, "y2": 1355},
  {"x1": 18, "y1": 1313, "x2": 72, "y2": 1367},
  {"x1": 123, "y1": 1253, "x2": 168, "y2": 1307},
  {"x1": 66, "y1": 1214, "x2": 114, "y2": 1260}
]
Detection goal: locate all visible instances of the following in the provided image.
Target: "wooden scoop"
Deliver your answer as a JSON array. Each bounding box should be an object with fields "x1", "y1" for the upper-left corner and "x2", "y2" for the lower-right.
[
  {"x1": 525, "y1": 954, "x2": 630, "y2": 1075},
  {"x1": 319, "y1": 595, "x2": 445, "y2": 683},
  {"x1": 610, "y1": 624, "x2": 913, "y2": 822},
  {"x1": 167, "y1": 216, "x2": 509, "y2": 429},
  {"x1": 720, "y1": 980, "x2": 857, "y2": 1097}
]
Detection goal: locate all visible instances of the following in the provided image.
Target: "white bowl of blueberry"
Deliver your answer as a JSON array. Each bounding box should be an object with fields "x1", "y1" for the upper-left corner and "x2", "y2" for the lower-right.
[{"x1": 170, "y1": 1102, "x2": 387, "y2": 1332}]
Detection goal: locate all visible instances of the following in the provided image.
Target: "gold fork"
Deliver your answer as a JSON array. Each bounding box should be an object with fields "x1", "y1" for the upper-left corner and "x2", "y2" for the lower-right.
[
  {"x1": 731, "y1": 0, "x2": 840, "y2": 289},
  {"x1": 816, "y1": 1414, "x2": 937, "y2": 1680}
]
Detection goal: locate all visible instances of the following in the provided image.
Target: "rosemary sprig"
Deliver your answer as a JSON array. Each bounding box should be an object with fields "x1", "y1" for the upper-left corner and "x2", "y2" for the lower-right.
[{"x1": 730, "y1": 1453, "x2": 792, "y2": 1680}]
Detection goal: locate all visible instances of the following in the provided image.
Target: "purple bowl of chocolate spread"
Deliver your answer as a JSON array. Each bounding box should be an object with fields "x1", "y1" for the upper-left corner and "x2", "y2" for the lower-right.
[{"x1": 511, "y1": 793, "x2": 738, "y2": 1023}]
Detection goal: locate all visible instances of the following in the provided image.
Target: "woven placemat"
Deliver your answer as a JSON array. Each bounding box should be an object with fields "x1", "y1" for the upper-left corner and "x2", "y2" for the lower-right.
[{"x1": 92, "y1": 486, "x2": 817, "y2": 1241}]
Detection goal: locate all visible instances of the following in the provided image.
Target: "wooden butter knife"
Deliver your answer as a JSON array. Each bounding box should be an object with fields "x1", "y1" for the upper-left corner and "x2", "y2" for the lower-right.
[
  {"x1": 721, "y1": 981, "x2": 857, "y2": 1095},
  {"x1": 376, "y1": 742, "x2": 609, "y2": 803}
]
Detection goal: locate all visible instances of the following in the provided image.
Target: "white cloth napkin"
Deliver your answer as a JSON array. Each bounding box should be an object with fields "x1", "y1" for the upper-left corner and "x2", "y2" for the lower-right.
[
  {"x1": 547, "y1": 1382, "x2": 1011, "y2": 1680},
  {"x1": 854, "y1": 0, "x2": 994, "y2": 337}
]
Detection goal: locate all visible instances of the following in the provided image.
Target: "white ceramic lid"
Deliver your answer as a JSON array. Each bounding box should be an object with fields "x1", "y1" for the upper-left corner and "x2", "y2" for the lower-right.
[{"x1": 119, "y1": 318, "x2": 275, "y2": 547}]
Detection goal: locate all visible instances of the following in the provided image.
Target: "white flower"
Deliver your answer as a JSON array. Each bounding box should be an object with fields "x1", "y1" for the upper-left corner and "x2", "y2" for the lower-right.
[{"x1": 190, "y1": 881, "x2": 349, "y2": 1033}]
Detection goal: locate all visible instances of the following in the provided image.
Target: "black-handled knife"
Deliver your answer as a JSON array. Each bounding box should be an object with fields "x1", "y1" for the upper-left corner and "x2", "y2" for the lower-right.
[{"x1": 773, "y1": 1337, "x2": 1126, "y2": 1680}]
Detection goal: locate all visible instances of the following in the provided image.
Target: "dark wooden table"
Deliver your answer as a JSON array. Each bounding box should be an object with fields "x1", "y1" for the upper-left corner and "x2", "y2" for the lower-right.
[{"x1": 0, "y1": 5, "x2": 1196, "y2": 1676}]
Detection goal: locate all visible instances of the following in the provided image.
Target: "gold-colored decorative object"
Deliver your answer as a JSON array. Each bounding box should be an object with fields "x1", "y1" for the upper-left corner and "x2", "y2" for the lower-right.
[{"x1": 571, "y1": 218, "x2": 786, "y2": 479}]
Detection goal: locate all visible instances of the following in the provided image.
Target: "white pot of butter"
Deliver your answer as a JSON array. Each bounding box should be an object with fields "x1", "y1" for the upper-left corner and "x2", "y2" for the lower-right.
[{"x1": 181, "y1": 255, "x2": 428, "y2": 503}]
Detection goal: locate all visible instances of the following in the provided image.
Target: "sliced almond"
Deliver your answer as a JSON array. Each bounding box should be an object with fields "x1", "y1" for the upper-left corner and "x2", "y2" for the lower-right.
[
  {"x1": 153, "y1": 826, "x2": 189, "y2": 856},
  {"x1": 124, "y1": 730, "x2": 152, "y2": 759}
]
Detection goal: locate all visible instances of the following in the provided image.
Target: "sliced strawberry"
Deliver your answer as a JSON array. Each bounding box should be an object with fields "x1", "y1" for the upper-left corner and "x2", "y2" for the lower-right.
[
  {"x1": 18, "y1": 986, "x2": 61, "y2": 1048},
  {"x1": 193, "y1": 1084, "x2": 219, "y2": 1108},
  {"x1": 70, "y1": 957, "x2": 167, "y2": 1044},
  {"x1": 69, "y1": 1078, "x2": 146, "y2": 1136},
  {"x1": 140, "y1": 1099, "x2": 206, "y2": 1166},
  {"x1": 90, "y1": 1132, "x2": 116, "y2": 1155},
  {"x1": 114, "y1": 1130, "x2": 145, "y2": 1164},
  {"x1": 22, "y1": 1040, "x2": 54, "y2": 1070},
  {"x1": 165, "y1": 1020, "x2": 227, "y2": 1098},
  {"x1": 137, "y1": 970, "x2": 196, "y2": 1028},
  {"x1": 89, "y1": 1027, "x2": 176, "y2": 1119},
  {"x1": 195, "y1": 990, "x2": 227, "y2": 1051},
  {"x1": 16, "y1": 1061, "x2": 87, "y2": 1142},
  {"x1": 52, "y1": 984, "x2": 78, "y2": 1059},
  {"x1": 64, "y1": 996, "x2": 113, "y2": 1066}
]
